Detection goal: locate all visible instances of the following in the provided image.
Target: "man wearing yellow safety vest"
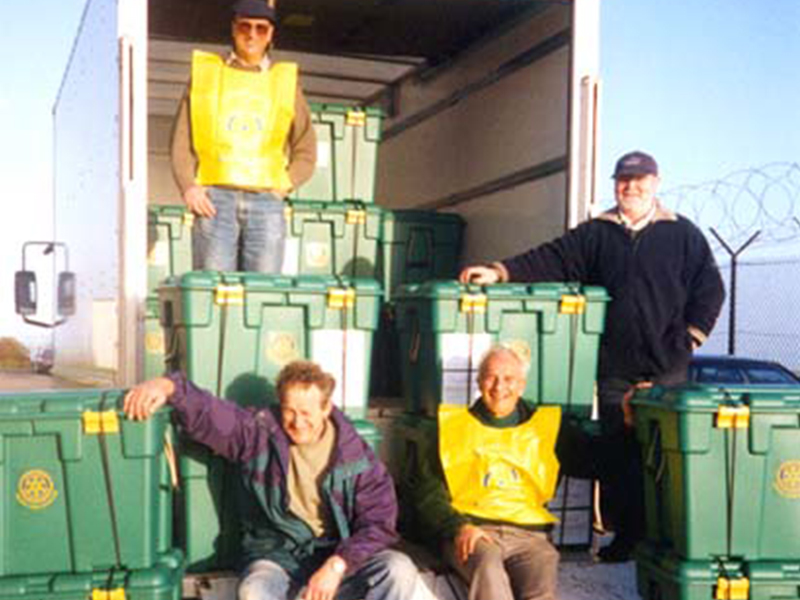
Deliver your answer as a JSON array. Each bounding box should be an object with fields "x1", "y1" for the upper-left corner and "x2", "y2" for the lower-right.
[
  {"x1": 407, "y1": 346, "x2": 586, "y2": 600},
  {"x1": 171, "y1": 0, "x2": 317, "y2": 272}
]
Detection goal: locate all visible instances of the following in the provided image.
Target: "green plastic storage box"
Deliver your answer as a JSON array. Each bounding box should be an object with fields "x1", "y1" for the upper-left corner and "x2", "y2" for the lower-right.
[
  {"x1": 353, "y1": 418, "x2": 382, "y2": 453},
  {"x1": 394, "y1": 282, "x2": 609, "y2": 416},
  {"x1": 0, "y1": 390, "x2": 173, "y2": 576},
  {"x1": 387, "y1": 412, "x2": 437, "y2": 543},
  {"x1": 147, "y1": 205, "x2": 193, "y2": 296},
  {"x1": 290, "y1": 104, "x2": 382, "y2": 203},
  {"x1": 144, "y1": 297, "x2": 166, "y2": 380},
  {"x1": 633, "y1": 384, "x2": 800, "y2": 560},
  {"x1": 173, "y1": 439, "x2": 242, "y2": 573},
  {"x1": 636, "y1": 543, "x2": 800, "y2": 600},
  {"x1": 369, "y1": 305, "x2": 403, "y2": 398},
  {"x1": 0, "y1": 550, "x2": 184, "y2": 600},
  {"x1": 282, "y1": 200, "x2": 383, "y2": 278},
  {"x1": 380, "y1": 210, "x2": 465, "y2": 300},
  {"x1": 159, "y1": 272, "x2": 381, "y2": 417}
]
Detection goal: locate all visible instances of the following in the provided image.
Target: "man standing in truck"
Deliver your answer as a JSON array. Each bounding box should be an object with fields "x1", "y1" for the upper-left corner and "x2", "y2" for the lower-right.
[
  {"x1": 171, "y1": 0, "x2": 316, "y2": 273},
  {"x1": 459, "y1": 150, "x2": 725, "y2": 562},
  {"x1": 125, "y1": 360, "x2": 422, "y2": 600}
]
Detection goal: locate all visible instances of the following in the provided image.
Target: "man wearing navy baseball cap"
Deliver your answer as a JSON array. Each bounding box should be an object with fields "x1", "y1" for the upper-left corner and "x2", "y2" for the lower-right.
[
  {"x1": 460, "y1": 150, "x2": 725, "y2": 562},
  {"x1": 171, "y1": 0, "x2": 317, "y2": 273}
]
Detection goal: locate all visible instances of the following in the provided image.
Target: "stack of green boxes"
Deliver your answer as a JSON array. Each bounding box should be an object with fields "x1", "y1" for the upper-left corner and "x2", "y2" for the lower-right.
[
  {"x1": 291, "y1": 103, "x2": 382, "y2": 204},
  {"x1": 632, "y1": 384, "x2": 800, "y2": 600},
  {"x1": 0, "y1": 390, "x2": 183, "y2": 600},
  {"x1": 146, "y1": 205, "x2": 194, "y2": 379},
  {"x1": 369, "y1": 210, "x2": 466, "y2": 397},
  {"x1": 148, "y1": 99, "x2": 609, "y2": 571}
]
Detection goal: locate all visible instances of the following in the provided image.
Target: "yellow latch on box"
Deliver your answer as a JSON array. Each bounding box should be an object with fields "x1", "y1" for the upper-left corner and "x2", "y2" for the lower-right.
[
  {"x1": 346, "y1": 209, "x2": 366, "y2": 225},
  {"x1": 716, "y1": 405, "x2": 750, "y2": 429},
  {"x1": 460, "y1": 294, "x2": 487, "y2": 314},
  {"x1": 182, "y1": 212, "x2": 195, "y2": 228},
  {"x1": 715, "y1": 576, "x2": 749, "y2": 600},
  {"x1": 328, "y1": 288, "x2": 355, "y2": 309},
  {"x1": 92, "y1": 588, "x2": 126, "y2": 600},
  {"x1": 83, "y1": 410, "x2": 120, "y2": 435},
  {"x1": 559, "y1": 294, "x2": 586, "y2": 315},
  {"x1": 346, "y1": 110, "x2": 367, "y2": 127},
  {"x1": 215, "y1": 284, "x2": 245, "y2": 306}
]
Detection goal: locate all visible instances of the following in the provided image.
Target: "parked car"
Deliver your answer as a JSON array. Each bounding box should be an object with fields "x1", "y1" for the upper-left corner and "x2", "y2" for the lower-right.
[{"x1": 689, "y1": 355, "x2": 800, "y2": 386}]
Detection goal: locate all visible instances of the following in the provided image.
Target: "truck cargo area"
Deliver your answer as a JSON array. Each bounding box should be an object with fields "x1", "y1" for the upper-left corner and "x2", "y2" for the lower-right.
[{"x1": 48, "y1": 0, "x2": 598, "y2": 384}]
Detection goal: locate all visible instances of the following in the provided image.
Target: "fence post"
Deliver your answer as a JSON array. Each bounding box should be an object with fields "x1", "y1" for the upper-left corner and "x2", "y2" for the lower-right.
[{"x1": 709, "y1": 229, "x2": 761, "y2": 356}]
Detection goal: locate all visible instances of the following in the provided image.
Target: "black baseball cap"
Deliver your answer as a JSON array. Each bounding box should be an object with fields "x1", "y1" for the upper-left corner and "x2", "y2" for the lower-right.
[
  {"x1": 232, "y1": 0, "x2": 276, "y2": 24},
  {"x1": 612, "y1": 151, "x2": 659, "y2": 179}
]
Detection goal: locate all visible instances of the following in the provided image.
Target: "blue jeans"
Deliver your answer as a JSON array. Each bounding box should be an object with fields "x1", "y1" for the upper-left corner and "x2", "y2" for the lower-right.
[
  {"x1": 192, "y1": 187, "x2": 286, "y2": 272},
  {"x1": 237, "y1": 550, "x2": 421, "y2": 600}
]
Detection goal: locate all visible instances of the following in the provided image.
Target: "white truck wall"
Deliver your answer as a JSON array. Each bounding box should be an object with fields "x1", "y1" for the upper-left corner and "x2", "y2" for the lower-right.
[
  {"x1": 148, "y1": 114, "x2": 181, "y2": 205},
  {"x1": 375, "y1": 4, "x2": 573, "y2": 262},
  {"x1": 53, "y1": 0, "x2": 149, "y2": 386},
  {"x1": 53, "y1": 0, "x2": 121, "y2": 384},
  {"x1": 569, "y1": 0, "x2": 602, "y2": 227},
  {"x1": 455, "y1": 175, "x2": 567, "y2": 265}
]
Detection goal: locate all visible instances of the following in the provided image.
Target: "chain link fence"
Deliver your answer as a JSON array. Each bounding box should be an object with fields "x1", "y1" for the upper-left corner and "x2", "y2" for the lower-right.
[{"x1": 701, "y1": 257, "x2": 800, "y2": 370}]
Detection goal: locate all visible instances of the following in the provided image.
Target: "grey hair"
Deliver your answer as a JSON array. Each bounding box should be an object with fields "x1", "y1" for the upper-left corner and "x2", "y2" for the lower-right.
[{"x1": 477, "y1": 344, "x2": 530, "y2": 381}]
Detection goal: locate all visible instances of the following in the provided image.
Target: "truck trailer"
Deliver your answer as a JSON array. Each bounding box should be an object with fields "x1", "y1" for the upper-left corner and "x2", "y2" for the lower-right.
[{"x1": 43, "y1": 0, "x2": 600, "y2": 387}]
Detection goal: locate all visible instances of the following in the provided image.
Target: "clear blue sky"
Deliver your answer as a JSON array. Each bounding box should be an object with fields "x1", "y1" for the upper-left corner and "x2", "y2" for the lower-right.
[
  {"x1": 0, "y1": 0, "x2": 86, "y2": 349},
  {"x1": 1, "y1": 0, "x2": 799, "y2": 346},
  {"x1": 599, "y1": 0, "x2": 800, "y2": 187}
]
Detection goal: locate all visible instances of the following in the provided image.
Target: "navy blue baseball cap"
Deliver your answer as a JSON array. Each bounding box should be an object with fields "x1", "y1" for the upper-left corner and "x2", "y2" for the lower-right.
[
  {"x1": 612, "y1": 151, "x2": 659, "y2": 179},
  {"x1": 232, "y1": 0, "x2": 276, "y2": 24}
]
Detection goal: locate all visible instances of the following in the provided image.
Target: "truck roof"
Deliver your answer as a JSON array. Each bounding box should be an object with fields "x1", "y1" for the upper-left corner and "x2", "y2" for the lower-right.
[{"x1": 149, "y1": 0, "x2": 550, "y2": 61}]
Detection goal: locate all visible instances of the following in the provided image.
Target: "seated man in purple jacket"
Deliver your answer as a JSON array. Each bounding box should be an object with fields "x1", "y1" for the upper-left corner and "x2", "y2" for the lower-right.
[{"x1": 125, "y1": 361, "x2": 421, "y2": 600}]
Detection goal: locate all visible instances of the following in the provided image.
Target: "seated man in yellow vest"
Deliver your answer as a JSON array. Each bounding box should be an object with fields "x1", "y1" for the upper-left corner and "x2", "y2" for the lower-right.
[
  {"x1": 408, "y1": 345, "x2": 574, "y2": 600},
  {"x1": 171, "y1": 0, "x2": 316, "y2": 273}
]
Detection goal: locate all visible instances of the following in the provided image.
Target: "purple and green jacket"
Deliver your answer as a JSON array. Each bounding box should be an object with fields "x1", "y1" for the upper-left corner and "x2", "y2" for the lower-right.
[{"x1": 167, "y1": 372, "x2": 398, "y2": 576}]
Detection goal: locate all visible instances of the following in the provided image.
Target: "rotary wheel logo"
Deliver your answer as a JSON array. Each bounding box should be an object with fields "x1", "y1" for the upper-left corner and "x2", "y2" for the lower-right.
[
  {"x1": 145, "y1": 330, "x2": 165, "y2": 354},
  {"x1": 774, "y1": 460, "x2": 800, "y2": 499},
  {"x1": 17, "y1": 469, "x2": 58, "y2": 510},
  {"x1": 266, "y1": 332, "x2": 299, "y2": 366}
]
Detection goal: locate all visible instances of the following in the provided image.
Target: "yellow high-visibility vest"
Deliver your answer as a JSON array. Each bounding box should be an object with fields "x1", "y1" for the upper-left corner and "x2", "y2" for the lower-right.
[
  {"x1": 190, "y1": 50, "x2": 297, "y2": 190},
  {"x1": 439, "y1": 403, "x2": 562, "y2": 526}
]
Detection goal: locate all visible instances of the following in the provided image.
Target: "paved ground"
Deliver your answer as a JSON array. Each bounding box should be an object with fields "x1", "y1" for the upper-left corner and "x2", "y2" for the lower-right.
[
  {"x1": 190, "y1": 556, "x2": 640, "y2": 600},
  {"x1": 418, "y1": 557, "x2": 638, "y2": 600},
  {"x1": 0, "y1": 370, "x2": 95, "y2": 390},
  {"x1": 560, "y1": 555, "x2": 639, "y2": 600},
  {"x1": 0, "y1": 370, "x2": 70, "y2": 390}
]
